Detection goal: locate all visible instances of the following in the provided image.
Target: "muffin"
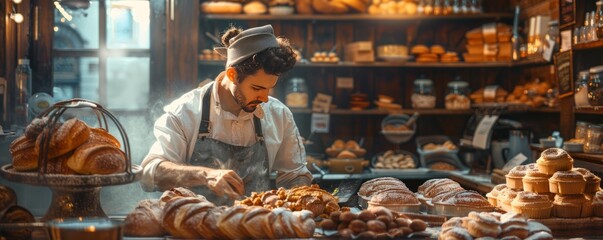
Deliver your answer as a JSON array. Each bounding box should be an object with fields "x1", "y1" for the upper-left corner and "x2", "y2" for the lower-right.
[
  {"x1": 498, "y1": 188, "x2": 519, "y2": 213},
  {"x1": 505, "y1": 164, "x2": 537, "y2": 190},
  {"x1": 573, "y1": 167, "x2": 601, "y2": 194},
  {"x1": 593, "y1": 191, "x2": 603, "y2": 217},
  {"x1": 511, "y1": 191, "x2": 553, "y2": 219},
  {"x1": 549, "y1": 170, "x2": 586, "y2": 195},
  {"x1": 552, "y1": 194, "x2": 593, "y2": 218},
  {"x1": 368, "y1": 188, "x2": 420, "y2": 212},
  {"x1": 536, "y1": 148, "x2": 573, "y2": 175},
  {"x1": 522, "y1": 169, "x2": 550, "y2": 193},
  {"x1": 485, "y1": 184, "x2": 507, "y2": 208}
]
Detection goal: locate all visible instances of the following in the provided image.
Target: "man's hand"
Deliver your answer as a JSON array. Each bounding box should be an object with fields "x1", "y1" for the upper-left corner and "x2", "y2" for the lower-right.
[{"x1": 205, "y1": 169, "x2": 245, "y2": 199}]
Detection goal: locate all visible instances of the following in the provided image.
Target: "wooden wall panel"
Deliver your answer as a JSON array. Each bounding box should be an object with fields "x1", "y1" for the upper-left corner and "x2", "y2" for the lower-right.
[{"x1": 30, "y1": 0, "x2": 53, "y2": 95}]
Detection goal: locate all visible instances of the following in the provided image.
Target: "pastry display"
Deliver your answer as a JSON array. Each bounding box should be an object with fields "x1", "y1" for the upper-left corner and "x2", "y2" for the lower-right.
[
  {"x1": 536, "y1": 148, "x2": 574, "y2": 175},
  {"x1": 236, "y1": 184, "x2": 339, "y2": 218},
  {"x1": 431, "y1": 190, "x2": 494, "y2": 216},
  {"x1": 374, "y1": 94, "x2": 402, "y2": 110},
  {"x1": 243, "y1": 0, "x2": 268, "y2": 14},
  {"x1": 310, "y1": 51, "x2": 340, "y2": 63},
  {"x1": 9, "y1": 118, "x2": 126, "y2": 175},
  {"x1": 325, "y1": 139, "x2": 366, "y2": 158},
  {"x1": 439, "y1": 211, "x2": 552, "y2": 240},
  {"x1": 373, "y1": 150, "x2": 416, "y2": 169},
  {"x1": 368, "y1": 0, "x2": 417, "y2": 15},
  {"x1": 485, "y1": 184, "x2": 507, "y2": 207},
  {"x1": 421, "y1": 140, "x2": 457, "y2": 152},
  {"x1": 548, "y1": 170, "x2": 586, "y2": 195},
  {"x1": 357, "y1": 177, "x2": 408, "y2": 208},
  {"x1": 469, "y1": 85, "x2": 509, "y2": 104},
  {"x1": 505, "y1": 163, "x2": 538, "y2": 190},
  {"x1": 200, "y1": 1, "x2": 243, "y2": 14},
  {"x1": 268, "y1": 0, "x2": 295, "y2": 14},
  {"x1": 552, "y1": 194, "x2": 593, "y2": 218}
]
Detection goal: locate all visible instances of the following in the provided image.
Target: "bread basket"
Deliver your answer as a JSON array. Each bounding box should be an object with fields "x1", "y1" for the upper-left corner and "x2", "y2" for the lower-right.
[{"x1": 381, "y1": 114, "x2": 416, "y2": 144}]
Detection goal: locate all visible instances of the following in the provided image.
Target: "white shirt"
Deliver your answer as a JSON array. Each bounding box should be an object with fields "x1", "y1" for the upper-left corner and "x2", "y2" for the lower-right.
[{"x1": 140, "y1": 77, "x2": 312, "y2": 191}]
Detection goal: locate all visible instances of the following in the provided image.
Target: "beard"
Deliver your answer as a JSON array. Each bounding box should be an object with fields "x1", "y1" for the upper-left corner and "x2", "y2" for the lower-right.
[{"x1": 234, "y1": 87, "x2": 262, "y2": 113}]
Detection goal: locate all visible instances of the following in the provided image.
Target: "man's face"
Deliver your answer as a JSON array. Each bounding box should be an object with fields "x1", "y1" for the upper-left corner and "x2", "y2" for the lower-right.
[{"x1": 233, "y1": 69, "x2": 278, "y2": 112}]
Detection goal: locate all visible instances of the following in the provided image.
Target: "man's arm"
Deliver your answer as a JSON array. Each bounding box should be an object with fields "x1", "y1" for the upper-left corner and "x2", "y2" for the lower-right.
[{"x1": 272, "y1": 108, "x2": 313, "y2": 188}]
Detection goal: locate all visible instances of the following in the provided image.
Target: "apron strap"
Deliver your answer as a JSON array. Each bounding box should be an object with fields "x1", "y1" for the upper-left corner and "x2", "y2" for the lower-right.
[
  {"x1": 199, "y1": 82, "x2": 264, "y2": 140},
  {"x1": 198, "y1": 82, "x2": 213, "y2": 136}
]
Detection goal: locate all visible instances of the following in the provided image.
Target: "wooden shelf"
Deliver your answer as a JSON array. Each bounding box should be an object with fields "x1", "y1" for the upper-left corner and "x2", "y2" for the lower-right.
[
  {"x1": 202, "y1": 13, "x2": 513, "y2": 21},
  {"x1": 573, "y1": 40, "x2": 603, "y2": 51},
  {"x1": 511, "y1": 57, "x2": 550, "y2": 67},
  {"x1": 575, "y1": 107, "x2": 603, "y2": 115},
  {"x1": 290, "y1": 108, "x2": 473, "y2": 115},
  {"x1": 530, "y1": 145, "x2": 603, "y2": 165},
  {"x1": 199, "y1": 60, "x2": 550, "y2": 68}
]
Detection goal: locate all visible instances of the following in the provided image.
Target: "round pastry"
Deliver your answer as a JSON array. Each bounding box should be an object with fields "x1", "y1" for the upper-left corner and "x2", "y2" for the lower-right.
[
  {"x1": 243, "y1": 1, "x2": 267, "y2": 14},
  {"x1": 549, "y1": 170, "x2": 586, "y2": 195},
  {"x1": 339, "y1": 0, "x2": 367, "y2": 12},
  {"x1": 410, "y1": 45, "x2": 429, "y2": 54},
  {"x1": 536, "y1": 148, "x2": 573, "y2": 175},
  {"x1": 497, "y1": 188, "x2": 519, "y2": 213},
  {"x1": 592, "y1": 191, "x2": 603, "y2": 217},
  {"x1": 486, "y1": 184, "x2": 507, "y2": 208},
  {"x1": 522, "y1": 169, "x2": 550, "y2": 194},
  {"x1": 510, "y1": 192, "x2": 553, "y2": 219},
  {"x1": 332, "y1": 139, "x2": 346, "y2": 150},
  {"x1": 506, "y1": 164, "x2": 537, "y2": 190},
  {"x1": 9, "y1": 136, "x2": 38, "y2": 172},
  {"x1": 552, "y1": 194, "x2": 592, "y2": 218},
  {"x1": 465, "y1": 211, "x2": 501, "y2": 238},
  {"x1": 66, "y1": 142, "x2": 126, "y2": 175},
  {"x1": 573, "y1": 167, "x2": 601, "y2": 194},
  {"x1": 295, "y1": 0, "x2": 314, "y2": 14},
  {"x1": 35, "y1": 118, "x2": 91, "y2": 159},
  {"x1": 0, "y1": 185, "x2": 16, "y2": 212},
  {"x1": 358, "y1": 180, "x2": 409, "y2": 199},
  {"x1": 311, "y1": 0, "x2": 349, "y2": 14},
  {"x1": 201, "y1": 1, "x2": 243, "y2": 14},
  {"x1": 430, "y1": 44, "x2": 446, "y2": 55}
]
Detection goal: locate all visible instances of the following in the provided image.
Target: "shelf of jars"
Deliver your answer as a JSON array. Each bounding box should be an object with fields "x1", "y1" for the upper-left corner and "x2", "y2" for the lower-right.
[
  {"x1": 201, "y1": 13, "x2": 513, "y2": 21},
  {"x1": 198, "y1": 59, "x2": 550, "y2": 68},
  {"x1": 573, "y1": 39, "x2": 603, "y2": 51},
  {"x1": 575, "y1": 107, "x2": 603, "y2": 115}
]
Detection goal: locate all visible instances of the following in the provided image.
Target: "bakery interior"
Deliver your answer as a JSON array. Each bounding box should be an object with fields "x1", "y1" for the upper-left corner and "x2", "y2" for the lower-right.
[{"x1": 1, "y1": 0, "x2": 603, "y2": 239}]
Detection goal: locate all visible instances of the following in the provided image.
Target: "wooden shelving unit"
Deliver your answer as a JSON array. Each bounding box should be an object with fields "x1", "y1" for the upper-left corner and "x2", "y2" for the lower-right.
[
  {"x1": 575, "y1": 107, "x2": 603, "y2": 115},
  {"x1": 202, "y1": 13, "x2": 513, "y2": 21},
  {"x1": 573, "y1": 40, "x2": 603, "y2": 51},
  {"x1": 531, "y1": 145, "x2": 603, "y2": 165},
  {"x1": 199, "y1": 59, "x2": 550, "y2": 68}
]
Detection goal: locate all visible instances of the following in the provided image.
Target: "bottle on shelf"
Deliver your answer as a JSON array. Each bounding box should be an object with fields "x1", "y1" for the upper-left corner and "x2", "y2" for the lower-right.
[
  {"x1": 587, "y1": 65, "x2": 603, "y2": 107},
  {"x1": 581, "y1": 12, "x2": 591, "y2": 43},
  {"x1": 575, "y1": 70, "x2": 592, "y2": 108},
  {"x1": 590, "y1": 11, "x2": 598, "y2": 41},
  {"x1": 511, "y1": 5, "x2": 523, "y2": 61},
  {"x1": 13, "y1": 58, "x2": 32, "y2": 130},
  {"x1": 596, "y1": 1, "x2": 603, "y2": 39}
]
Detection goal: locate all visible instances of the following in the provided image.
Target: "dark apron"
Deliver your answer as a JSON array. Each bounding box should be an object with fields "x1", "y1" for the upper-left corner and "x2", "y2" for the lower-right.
[{"x1": 188, "y1": 83, "x2": 270, "y2": 206}]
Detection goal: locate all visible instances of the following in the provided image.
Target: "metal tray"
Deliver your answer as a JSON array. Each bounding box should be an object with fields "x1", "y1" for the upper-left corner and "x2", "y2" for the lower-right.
[
  {"x1": 433, "y1": 202, "x2": 495, "y2": 217},
  {"x1": 0, "y1": 164, "x2": 142, "y2": 187}
]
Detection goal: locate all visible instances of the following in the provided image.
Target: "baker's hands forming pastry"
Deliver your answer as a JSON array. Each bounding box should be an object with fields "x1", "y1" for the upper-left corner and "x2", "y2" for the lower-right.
[{"x1": 205, "y1": 169, "x2": 245, "y2": 199}]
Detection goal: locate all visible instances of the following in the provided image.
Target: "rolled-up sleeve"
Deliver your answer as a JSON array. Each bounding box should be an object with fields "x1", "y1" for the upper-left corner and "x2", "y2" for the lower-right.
[
  {"x1": 140, "y1": 112, "x2": 189, "y2": 191},
  {"x1": 272, "y1": 108, "x2": 313, "y2": 188}
]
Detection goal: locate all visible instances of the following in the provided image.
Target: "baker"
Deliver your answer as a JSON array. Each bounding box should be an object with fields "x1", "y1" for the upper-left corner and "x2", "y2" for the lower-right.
[{"x1": 140, "y1": 25, "x2": 312, "y2": 205}]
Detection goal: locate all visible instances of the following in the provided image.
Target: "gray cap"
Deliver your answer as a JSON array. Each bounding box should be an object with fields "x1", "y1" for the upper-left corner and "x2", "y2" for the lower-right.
[{"x1": 214, "y1": 25, "x2": 279, "y2": 67}]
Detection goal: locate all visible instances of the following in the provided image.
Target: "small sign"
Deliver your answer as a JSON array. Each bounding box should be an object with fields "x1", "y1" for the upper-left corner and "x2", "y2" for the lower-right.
[
  {"x1": 311, "y1": 113, "x2": 330, "y2": 133},
  {"x1": 312, "y1": 93, "x2": 332, "y2": 113},
  {"x1": 542, "y1": 37, "x2": 556, "y2": 62},
  {"x1": 502, "y1": 153, "x2": 529, "y2": 172},
  {"x1": 560, "y1": 29, "x2": 572, "y2": 52},
  {"x1": 336, "y1": 77, "x2": 354, "y2": 89},
  {"x1": 554, "y1": 50, "x2": 573, "y2": 99},
  {"x1": 559, "y1": 0, "x2": 575, "y2": 29},
  {"x1": 472, "y1": 115, "x2": 499, "y2": 150}
]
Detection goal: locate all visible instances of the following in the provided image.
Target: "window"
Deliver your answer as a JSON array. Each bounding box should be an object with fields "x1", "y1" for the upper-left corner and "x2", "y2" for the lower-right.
[{"x1": 52, "y1": 0, "x2": 150, "y2": 111}]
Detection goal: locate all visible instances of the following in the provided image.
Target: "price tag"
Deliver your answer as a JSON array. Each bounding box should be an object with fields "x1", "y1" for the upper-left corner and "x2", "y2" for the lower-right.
[
  {"x1": 336, "y1": 77, "x2": 354, "y2": 89},
  {"x1": 560, "y1": 29, "x2": 572, "y2": 52},
  {"x1": 502, "y1": 153, "x2": 528, "y2": 172},
  {"x1": 472, "y1": 115, "x2": 499, "y2": 149},
  {"x1": 311, "y1": 113, "x2": 330, "y2": 133}
]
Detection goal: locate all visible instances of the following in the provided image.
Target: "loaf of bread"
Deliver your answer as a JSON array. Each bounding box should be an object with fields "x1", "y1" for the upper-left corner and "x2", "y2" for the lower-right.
[
  {"x1": 161, "y1": 195, "x2": 315, "y2": 239},
  {"x1": 66, "y1": 142, "x2": 126, "y2": 174},
  {"x1": 0, "y1": 185, "x2": 16, "y2": 213},
  {"x1": 124, "y1": 199, "x2": 167, "y2": 237},
  {"x1": 9, "y1": 136, "x2": 38, "y2": 172},
  {"x1": 88, "y1": 128, "x2": 121, "y2": 148},
  {"x1": 160, "y1": 187, "x2": 200, "y2": 203},
  {"x1": 35, "y1": 118, "x2": 91, "y2": 159}
]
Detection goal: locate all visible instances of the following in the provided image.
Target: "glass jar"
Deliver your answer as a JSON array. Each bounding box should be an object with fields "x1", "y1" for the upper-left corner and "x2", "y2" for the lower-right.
[
  {"x1": 544, "y1": 20, "x2": 559, "y2": 53},
  {"x1": 584, "y1": 124, "x2": 603, "y2": 153},
  {"x1": 597, "y1": 1, "x2": 603, "y2": 39},
  {"x1": 575, "y1": 121, "x2": 590, "y2": 140},
  {"x1": 14, "y1": 58, "x2": 32, "y2": 129},
  {"x1": 445, "y1": 81, "x2": 470, "y2": 110},
  {"x1": 412, "y1": 78, "x2": 436, "y2": 109},
  {"x1": 285, "y1": 78, "x2": 309, "y2": 108},
  {"x1": 575, "y1": 70, "x2": 592, "y2": 108},
  {"x1": 588, "y1": 65, "x2": 603, "y2": 106}
]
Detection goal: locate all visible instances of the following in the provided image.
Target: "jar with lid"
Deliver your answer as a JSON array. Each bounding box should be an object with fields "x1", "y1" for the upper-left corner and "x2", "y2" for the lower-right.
[
  {"x1": 575, "y1": 121, "x2": 590, "y2": 140},
  {"x1": 445, "y1": 80, "x2": 470, "y2": 110},
  {"x1": 575, "y1": 70, "x2": 592, "y2": 108},
  {"x1": 285, "y1": 78, "x2": 309, "y2": 108},
  {"x1": 588, "y1": 65, "x2": 603, "y2": 106},
  {"x1": 597, "y1": 0, "x2": 603, "y2": 39},
  {"x1": 412, "y1": 78, "x2": 436, "y2": 109},
  {"x1": 584, "y1": 124, "x2": 603, "y2": 153}
]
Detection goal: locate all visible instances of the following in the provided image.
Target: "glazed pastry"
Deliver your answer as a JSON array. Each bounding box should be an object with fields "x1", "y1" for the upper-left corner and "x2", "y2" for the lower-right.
[
  {"x1": 573, "y1": 168, "x2": 601, "y2": 194},
  {"x1": 592, "y1": 191, "x2": 603, "y2": 217},
  {"x1": 464, "y1": 212, "x2": 501, "y2": 238},
  {"x1": 367, "y1": 189, "x2": 420, "y2": 212},
  {"x1": 432, "y1": 190, "x2": 492, "y2": 208},
  {"x1": 421, "y1": 178, "x2": 464, "y2": 198},
  {"x1": 358, "y1": 178, "x2": 408, "y2": 198},
  {"x1": 9, "y1": 136, "x2": 38, "y2": 172},
  {"x1": 552, "y1": 194, "x2": 593, "y2": 218},
  {"x1": 497, "y1": 188, "x2": 519, "y2": 213},
  {"x1": 486, "y1": 184, "x2": 507, "y2": 208},
  {"x1": 35, "y1": 118, "x2": 91, "y2": 159},
  {"x1": 505, "y1": 164, "x2": 537, "y2": 190},
  {"x1": 536, "y1": 148, "x2": 573, "y2": 175},
  {"x1": 522, "y1": 169, "x2": 550, "y2": 194},
  {"x1": 66, "y1": 142, "x2": 126, "y2": 175},
  {"x1": 548, "y1": 170, "x2": 586, "y2": 195},
  {"x1": 510, "y1": 192, "x2": 553, "y2": 219}
]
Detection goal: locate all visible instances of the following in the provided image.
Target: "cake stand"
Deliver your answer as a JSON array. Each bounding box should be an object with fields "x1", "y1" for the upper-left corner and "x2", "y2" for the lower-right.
[{"x1": 0, "y1": 98, "x2": 142, "y2": 221}]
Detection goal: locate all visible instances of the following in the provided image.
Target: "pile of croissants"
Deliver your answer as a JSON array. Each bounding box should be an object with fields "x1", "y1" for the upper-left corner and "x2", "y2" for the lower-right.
[{"x1": 124, "y1": 187, "x2": 316, "y2": 239}]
